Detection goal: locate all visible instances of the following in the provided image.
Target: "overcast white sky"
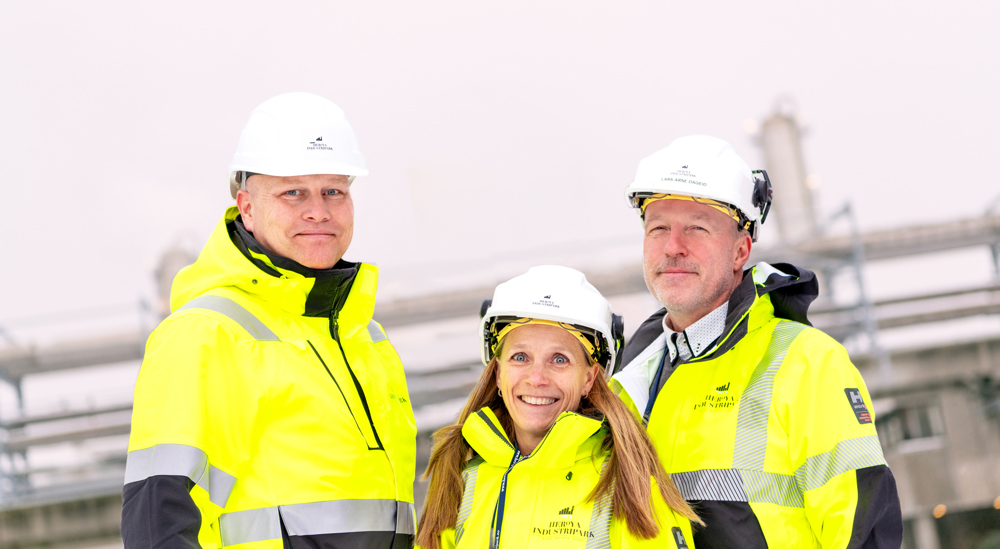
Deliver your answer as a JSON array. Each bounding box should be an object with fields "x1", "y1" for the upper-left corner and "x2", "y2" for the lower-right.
[{"x1": 2, "y1": 1, "x2": 999, "y2": 331}]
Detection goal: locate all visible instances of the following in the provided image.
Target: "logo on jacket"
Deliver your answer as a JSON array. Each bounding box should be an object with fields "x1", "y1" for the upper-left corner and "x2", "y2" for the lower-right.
[
  {"x1": 845, "y1": 388, "x2": 872, "y2": 424},
  {"x1": 532, "y1": 513, "x2": 594, "y2": 540},
  {"x1": 315, "y1": 136, "x2": 323, "y2": 141},
  {"x1": 715, "y1": 382, "x2": 730, "y2": 394}
]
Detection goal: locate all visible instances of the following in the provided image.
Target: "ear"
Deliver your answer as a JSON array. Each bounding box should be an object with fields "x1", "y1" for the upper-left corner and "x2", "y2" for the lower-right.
[
  {"x1": 236, "y1": 189, "x2": 255, "y2": 232},
  {"x1": 733, "y1": 232, "x2": 752, "y2": 273},
  {"x1": 581, "y1": 363, "x2": 599, "y2": 396}
]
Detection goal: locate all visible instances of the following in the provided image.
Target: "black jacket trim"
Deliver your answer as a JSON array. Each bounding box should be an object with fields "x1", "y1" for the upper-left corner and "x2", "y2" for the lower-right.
[
  {"x1": 122, "y1": 475, "x2": 202, "y2": 548},
  {"x1": 689, "y1": 500, "x2": 768, "y2": 549},
  {"x1": 285, "y1": 532, "x2": 414, "y2": 549},
  {"x1": 850, "y1": 465, "x2": 903, "y2": 548}
]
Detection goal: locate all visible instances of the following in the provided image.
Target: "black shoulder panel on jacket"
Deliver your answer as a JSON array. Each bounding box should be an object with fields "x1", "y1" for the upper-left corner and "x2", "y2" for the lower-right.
[
  {"x1": 122, "y1": 475, "x2": 201, "y2": 548},
  {"x1": 615, "y1": 307, "x2": 666, "y2": 374},
  {"x1": 850, "y1": 465, "x2": 903, "y2": 549},
  {"x1": 690, "y1": 500, "x2": 768, "y2": 549}
]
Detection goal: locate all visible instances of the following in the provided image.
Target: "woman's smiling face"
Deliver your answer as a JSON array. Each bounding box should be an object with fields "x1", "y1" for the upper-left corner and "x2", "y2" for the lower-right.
[{"x1": 496, "y1": 323, "x2": 598, "y2": 455}]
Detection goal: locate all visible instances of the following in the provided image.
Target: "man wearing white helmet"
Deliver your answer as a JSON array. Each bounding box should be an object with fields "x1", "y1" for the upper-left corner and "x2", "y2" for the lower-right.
[
  {"x1": 122, "y1": 93, "x2": 416, "y2": 548},
  {"x1": 611, "y1": 136, "x2": 901, "y2": 548}
]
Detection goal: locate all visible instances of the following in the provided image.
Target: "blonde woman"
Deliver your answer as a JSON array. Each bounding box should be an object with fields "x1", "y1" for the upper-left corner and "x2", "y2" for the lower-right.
[{"x1": 417, "y1": 266, "x2": 701, "y2": 549}]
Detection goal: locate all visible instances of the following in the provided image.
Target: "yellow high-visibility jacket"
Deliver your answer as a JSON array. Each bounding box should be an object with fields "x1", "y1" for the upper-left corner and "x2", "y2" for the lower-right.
[
  {"x1": 122, "y1": 207, "x2": 417, "y2": 548},
  {"x1": 429, "y1": 407, "x2": 695, "y2": 549},
  {"x1": 612, "y1": 262, "x2": 901, "y2": 549}
]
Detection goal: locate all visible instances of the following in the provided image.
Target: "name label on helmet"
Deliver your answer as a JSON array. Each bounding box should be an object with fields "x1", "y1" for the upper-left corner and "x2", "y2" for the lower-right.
[{"x1": 660, "y1": 176, "x2": 708, "y2": 187}]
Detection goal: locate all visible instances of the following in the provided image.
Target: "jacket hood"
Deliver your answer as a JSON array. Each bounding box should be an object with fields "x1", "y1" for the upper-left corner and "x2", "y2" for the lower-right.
[
  {"x1": 170, "y1": 207, "x2": 376, "y2": 325},
  {"x1": 733, "y1": 261, "x2": 818, "y2": 327}
]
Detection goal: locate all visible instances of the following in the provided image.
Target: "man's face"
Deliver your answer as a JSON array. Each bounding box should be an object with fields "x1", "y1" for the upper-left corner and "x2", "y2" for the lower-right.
[
  {"x1": 236, "y1": 173, "x2": 354, "y2": 269},
  {"x1": 642, "y1": 198, "x2": 751, "y2": 331}
]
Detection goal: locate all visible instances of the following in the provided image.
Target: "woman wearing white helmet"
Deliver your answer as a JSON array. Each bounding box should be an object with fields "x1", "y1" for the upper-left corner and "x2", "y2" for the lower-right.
[{"x1": 417, "y1": 265, "x2": 700, "y2": 549}]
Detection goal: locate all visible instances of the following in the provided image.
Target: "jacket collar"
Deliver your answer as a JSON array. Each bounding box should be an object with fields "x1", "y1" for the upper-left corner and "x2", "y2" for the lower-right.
[
  {"x1": 692, "y1": 261, "x2": 818, "y2": 362},
  {"x1": 462, "y1": 407, "x2": 605, "y2": 469},
  {"x1": 231, "y1": 216, "x2": 360, "y2": 318},
  {"x1": 170, "y1": 207, "x2": 378, "y2": 330}
]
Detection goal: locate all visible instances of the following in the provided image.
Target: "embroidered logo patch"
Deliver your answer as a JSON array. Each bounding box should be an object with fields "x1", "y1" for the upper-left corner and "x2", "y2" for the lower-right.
[{"x1": 845, "y1": 388, "x2": 872, "y2": 424}]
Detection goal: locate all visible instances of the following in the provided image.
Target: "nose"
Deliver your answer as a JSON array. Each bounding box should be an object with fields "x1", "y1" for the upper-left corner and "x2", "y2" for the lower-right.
[
  {"x1": 525, "y1": 362, "x2": 550, "y2": 387},
  {"x1": 661, "y1": 227, "x2": 688, "y2": 257},
  {"x1": 302, "y1": 192, "x2": 332, "y2": 222}
]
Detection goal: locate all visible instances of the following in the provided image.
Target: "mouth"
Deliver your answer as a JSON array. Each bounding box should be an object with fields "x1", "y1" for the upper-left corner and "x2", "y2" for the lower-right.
[
  {"x1": 296, "y1": 232, "x2": 336, "y2": 238},
  {"x1": 660, "y1": 269, "x2": 695, "y2": 276},
  {"x1": 519, "y1": 395, "x2": 558, "y2": 406}
]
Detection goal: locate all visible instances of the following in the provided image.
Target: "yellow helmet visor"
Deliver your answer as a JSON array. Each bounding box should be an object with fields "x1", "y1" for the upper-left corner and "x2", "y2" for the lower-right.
[
  {"x1": 494, "y1": 318, "x2": 597, "y2": 359},
  {"x1": 640, "y1": 193, "x2": 742, "y2": 224}
]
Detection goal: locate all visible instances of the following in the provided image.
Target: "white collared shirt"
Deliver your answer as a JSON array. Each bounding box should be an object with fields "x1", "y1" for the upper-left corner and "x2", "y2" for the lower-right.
[{"x1": 663, "y1": 302, "x2": 729, "y2": 364}]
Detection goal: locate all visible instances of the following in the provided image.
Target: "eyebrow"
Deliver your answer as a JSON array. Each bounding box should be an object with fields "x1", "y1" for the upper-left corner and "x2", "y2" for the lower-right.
[
  {"x1": 506, "y1": 343, "x2": 576, "y2": 356},
  {"x1": 646, "y1": 211, "x2": 718, "y2": 225}
]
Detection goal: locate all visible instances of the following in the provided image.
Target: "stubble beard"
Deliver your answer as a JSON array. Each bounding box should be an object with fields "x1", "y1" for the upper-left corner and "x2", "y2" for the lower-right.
[{"x1": 644, "y1": 257, "x2": 735, "y2": 322}]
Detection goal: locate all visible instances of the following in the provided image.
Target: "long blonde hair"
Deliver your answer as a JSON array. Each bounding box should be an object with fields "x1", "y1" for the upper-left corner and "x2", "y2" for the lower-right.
[{"x1": 416, "y1": 342, "x2": 700, "y2": 549}]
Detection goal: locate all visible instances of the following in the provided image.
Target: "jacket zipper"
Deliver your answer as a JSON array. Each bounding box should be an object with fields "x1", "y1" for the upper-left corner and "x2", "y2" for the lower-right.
[
  {"x1": 327, "y1": 307, "x2": 385, "y2": 451},
  {"x1": 307, "y1": 341, "x2": 378, "y2": 449}
]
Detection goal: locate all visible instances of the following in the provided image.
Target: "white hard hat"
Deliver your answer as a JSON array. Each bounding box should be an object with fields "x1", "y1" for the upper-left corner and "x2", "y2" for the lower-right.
[
  {"x1": 228, "y1": 92, "x2": 369, "y2": 199},
  {"x1": 480, "y1": 265, "x2": 624, "y2": 373},
  {"x1": 625, "y1": 135, "x2": 772, "y2": 241}
]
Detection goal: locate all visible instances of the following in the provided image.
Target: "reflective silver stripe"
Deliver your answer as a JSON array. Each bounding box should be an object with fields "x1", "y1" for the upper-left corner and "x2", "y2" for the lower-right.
[
  {"x1": 220, "y1": 506, "x2": 281, "y2": 546},
  {"x1": 219, "y1": 499, "x2": 413, "y2": 546},
  {"x1": 124, "y1": 444, "x2": 237, "y2": 508},
  {"x1": 584, "y1": 455, "x2": 613, "y2": 549},
  {"x1": 124, "y1": 444, "x2": 206, "y2": 485},
  {"x1": 672, "y1": 469, "x2": 747, "y2": 502},
  {"x1": 742, "y1": 469, "x2": 804, "y2": 507},
  {"x1": 795, "y1": 434, "x2": 887, "y2": 492},
  {"x1": 281, "y1": 499, "x2": 400, "y2": 535},
  {"x1": 732, "y1": 321, "x2": 806, "y2": 470},
  {"x1": 207, "y1": 464, "x2": 238, "y2": 508},
  {"x1": 456, "y1": 456, "x2": 483, "y2": 544},
  {"x1": 367, "y1": 319, "x2": 387, "y2": 343},
  {"x1": 671, "y1": 469, "x2": 804, "y2": 508},
  {"x1": 396, "y1": 501, "x2": 417, "y2": 536},
  {"x1": 179, "y1": 294, "x2": 279, "y2": 341}
]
